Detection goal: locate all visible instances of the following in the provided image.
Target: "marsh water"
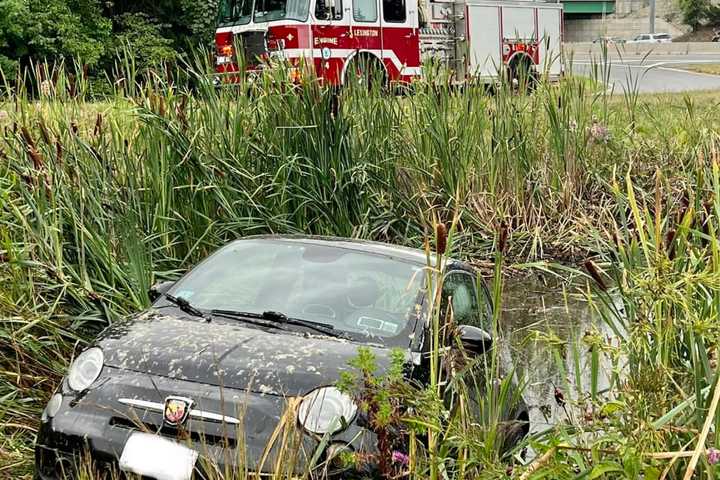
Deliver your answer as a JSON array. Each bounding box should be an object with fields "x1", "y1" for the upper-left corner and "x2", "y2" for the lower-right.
[{"x1": 501, "y1": 275, "x2": 615, "y2": 435}]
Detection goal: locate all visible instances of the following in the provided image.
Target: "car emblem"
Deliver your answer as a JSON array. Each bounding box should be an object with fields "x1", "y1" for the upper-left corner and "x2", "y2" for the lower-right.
[{"x1": 163, "y1": 396, "x2": 193, "y2": 426}]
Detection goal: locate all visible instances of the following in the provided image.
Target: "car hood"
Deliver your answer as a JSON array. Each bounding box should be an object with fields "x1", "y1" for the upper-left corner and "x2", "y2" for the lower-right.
[{"x1": 96, "y1": 310, "x2": 398, "y2": 396}]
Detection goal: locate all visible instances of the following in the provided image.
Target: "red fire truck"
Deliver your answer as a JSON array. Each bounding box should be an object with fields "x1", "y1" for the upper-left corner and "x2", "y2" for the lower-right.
[{"x1": 215, "y1": 0, "x2": 563, "y2": 85}]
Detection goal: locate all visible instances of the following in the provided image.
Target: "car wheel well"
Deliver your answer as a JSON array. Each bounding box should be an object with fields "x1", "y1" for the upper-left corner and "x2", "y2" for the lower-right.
[
  {"x1": 343, "y1": 52, "x2": 388, "y2": 89},
  {"x1": 506, "y1": 53, "x2": 537, "y2": 92}
]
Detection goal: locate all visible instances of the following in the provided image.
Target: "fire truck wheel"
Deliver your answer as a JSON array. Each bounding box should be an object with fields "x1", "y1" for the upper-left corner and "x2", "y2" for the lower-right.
[
  {"x1": 506, "y1": 55, "x2": 537, "y2": 93},
  {"x1": 344, "y1": 55, "x2": 387, "y2": 91}
]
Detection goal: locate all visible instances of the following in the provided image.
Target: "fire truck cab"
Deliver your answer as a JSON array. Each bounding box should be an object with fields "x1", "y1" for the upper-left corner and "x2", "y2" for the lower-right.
[{"x1": 215, "y1": 0, "x2": 563, "y2": 85}]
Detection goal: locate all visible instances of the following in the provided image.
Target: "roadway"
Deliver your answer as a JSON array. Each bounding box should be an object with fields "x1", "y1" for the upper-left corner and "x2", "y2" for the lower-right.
[{"x1": 570, "y1": 53, "x2": 720, "y2": 93}]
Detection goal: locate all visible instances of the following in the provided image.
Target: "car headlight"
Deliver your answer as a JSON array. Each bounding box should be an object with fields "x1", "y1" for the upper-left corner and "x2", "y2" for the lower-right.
[
  {"x1": 41, "y1": 393, "x2": 63, "y2": 422},
  {"x1": 297, "y1": 387, "x2": 357, "y2": 435},
  {"x1": 67, "y1": 347, "x2": 104, "y2": 392}
]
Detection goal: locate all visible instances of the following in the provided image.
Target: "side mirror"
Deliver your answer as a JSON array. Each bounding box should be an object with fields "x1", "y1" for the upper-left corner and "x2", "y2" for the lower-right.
[
  {"x1": 148, "y1": 280, "x2": 175, "y2": 303},
  {"x1": 458, "y1": 325, "x2": 492, "y2": 355}
]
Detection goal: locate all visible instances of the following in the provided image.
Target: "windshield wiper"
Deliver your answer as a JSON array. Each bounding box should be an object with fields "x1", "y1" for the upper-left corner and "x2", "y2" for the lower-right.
[
  {"x1": 210, "y1": 309, "x2": 289, "y2": 332},
  {"x1": 164, "y1": 293, "x2": 208, "y2": 320},
  {"x1": 210, "y1": 309, "x2": 350, "y2": 340}
]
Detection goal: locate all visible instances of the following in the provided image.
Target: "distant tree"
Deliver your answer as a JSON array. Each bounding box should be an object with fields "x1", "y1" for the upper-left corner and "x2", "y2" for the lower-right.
[
  {"x1": 179, "y1": 0, "x2": 220, "y2": 48},
  {"x1": 678, "y1": 0, "x2": 711, "y2": 30},
  {"x1": 0, "y1": 0, "x2": 111, "y2": 72},
  {"x1": 0, "y1": 0, "x2": 29, "y2": 75},
  {"x1": 0, "y1": 0, "x2": 219, "y2": 76},
  {"x1": 25, "y1": 0, "x2": 111, "y2": 65},
  {"x1": 106, "y1": 0, "x2": 218, "y2": 51},
  {"x1": 111, "y1": 13, "x2": 177, "y2": 69},
  {"x1": 707, "y1": 3, "x2": 720, "y2": 26}
]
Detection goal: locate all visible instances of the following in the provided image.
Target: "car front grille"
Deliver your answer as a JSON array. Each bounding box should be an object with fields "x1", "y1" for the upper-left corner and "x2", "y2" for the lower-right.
[{"x1": 109, "y1": 415, "x2": 239, "y2": 449}]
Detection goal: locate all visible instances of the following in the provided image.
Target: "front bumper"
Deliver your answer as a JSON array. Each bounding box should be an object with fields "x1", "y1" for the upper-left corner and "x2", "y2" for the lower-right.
[{"x1": 35, "y1": 367, "x2": 378, "y2": 479}]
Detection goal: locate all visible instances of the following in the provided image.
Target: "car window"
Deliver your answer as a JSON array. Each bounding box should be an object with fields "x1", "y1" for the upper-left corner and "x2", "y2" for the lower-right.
[
  {"x1": 354, "y1": 0, "x2": 378, "y2": 22},
  {"x1": 441, "y1": 271, "x2": 488, "y2": 330},
  {"x1": 170, "y1": 240, "x2": 425, "y2": 345},
  {"x1": 656, "y1": 34, "x2": 670, "y2": 39},
  {"x1": 383, "y1": 0, "x2": 406, "y2": 22},
  {"x1": 315, "y1": 0, "x2": 343, "y2": 20}
]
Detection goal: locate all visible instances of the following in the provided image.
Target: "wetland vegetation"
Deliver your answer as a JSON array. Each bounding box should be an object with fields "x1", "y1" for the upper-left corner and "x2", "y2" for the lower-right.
[{"x1": 2, "y1": 59, "x2": 720, "y2": 478}]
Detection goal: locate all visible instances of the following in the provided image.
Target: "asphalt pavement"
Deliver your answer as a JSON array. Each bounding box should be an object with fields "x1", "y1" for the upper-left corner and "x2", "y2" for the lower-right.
[{"x1": 570, "y1": 53, "x2": 720, "y2": 93}]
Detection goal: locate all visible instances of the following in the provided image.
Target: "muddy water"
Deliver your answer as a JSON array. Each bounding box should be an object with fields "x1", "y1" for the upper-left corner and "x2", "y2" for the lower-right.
[{"x1": 500, "y1": 275, "x2": 615, "y2": 435}]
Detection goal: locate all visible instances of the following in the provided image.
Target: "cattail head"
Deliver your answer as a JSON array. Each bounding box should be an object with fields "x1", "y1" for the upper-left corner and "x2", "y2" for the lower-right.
[
  {"x1": 158, "y1": 96, "x2": 166, "y2": 117},
  {"x1": 665, "y1": 228, "x2": 677, "y2": 260},
  {"x1": 68, "y1": 74, "x2": 77, "y2": 98},
  {"x1": 330, "y1": 88, "x2": 341, "y2": 119},
  {"x1": 176, "y1": 95, "x2": 189, "y2": 131},
  {"x1": 436, "y1": 223, "x2": 447, "y2": 255},
  {"x1": 55, "y1": 140, "x2": 63, "y2": 166},
  {"x1": 20, "y1": 126, "x2": 36, "y2": 149},
  {"x1": 584, "y1": 259, "x2": 607, "y2": 291},
  {"x1": 498, "y1": 220, "x2": 509, "y2": 254},
  {"x1": 21, "y1": 126, "x2": 44, "y2": 170},
  {"x1": 94, "y1": 113, "x2": 103, "y2": 137},
  {"x1": 38, "y1": 120, "x2": 52, "y2": 145}
]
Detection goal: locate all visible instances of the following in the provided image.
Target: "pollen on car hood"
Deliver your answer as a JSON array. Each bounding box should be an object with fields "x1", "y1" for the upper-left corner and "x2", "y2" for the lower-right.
[{"x1": 96, "y1": 310, "x2": 396, "y2": 396}]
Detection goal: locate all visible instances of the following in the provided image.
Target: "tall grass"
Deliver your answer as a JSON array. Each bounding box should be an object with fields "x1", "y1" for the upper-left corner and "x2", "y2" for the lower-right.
[{"x1": 2, "y1": 53, "x2": 720, "y2": 478}]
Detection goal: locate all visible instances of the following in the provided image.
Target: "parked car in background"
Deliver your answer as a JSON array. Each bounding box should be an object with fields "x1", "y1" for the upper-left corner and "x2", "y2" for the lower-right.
[
  {"x1": 592, "y1": 36, "x2": 626, "y2": 44},
  {"x1": 628, "y1": 33, "x2": 672, "y2": 44},
  {"x1": 36, "y1": 236, "x2": 528, "y2": 479}
]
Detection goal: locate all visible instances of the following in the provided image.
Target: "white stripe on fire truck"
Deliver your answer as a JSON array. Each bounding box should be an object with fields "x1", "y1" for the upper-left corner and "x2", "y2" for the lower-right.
[{"x1": 277, "y1": 48, "x2": 421, "y2": 77}]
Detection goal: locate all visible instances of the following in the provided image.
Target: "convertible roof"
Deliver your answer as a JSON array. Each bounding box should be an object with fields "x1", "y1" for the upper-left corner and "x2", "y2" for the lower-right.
[{"x1": 235, "y1": 235, "x2": 441, "y2": 266}]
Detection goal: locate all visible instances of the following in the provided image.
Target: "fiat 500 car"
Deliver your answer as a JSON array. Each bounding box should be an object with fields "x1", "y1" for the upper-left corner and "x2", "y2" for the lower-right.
[{"x1": 36, "y1": 236, "x2": 528, "y2": 479}]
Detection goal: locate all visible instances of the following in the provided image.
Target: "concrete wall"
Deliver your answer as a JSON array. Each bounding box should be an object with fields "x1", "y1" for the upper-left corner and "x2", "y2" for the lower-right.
[
  {"x1": 612, "y1": 0, "x2": 677, "y2": 16},
  {"x1": 565, "y1": 0, "x2": 685, "y2": 42},
  {"x1": 564, "y1": 15, "x2": 686, "y2": 41}
]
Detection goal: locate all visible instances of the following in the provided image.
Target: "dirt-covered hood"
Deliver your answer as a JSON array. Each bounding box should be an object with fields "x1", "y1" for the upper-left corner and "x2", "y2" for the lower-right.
[{"x1": 96, "y1": 310, "x2": 396, "y2": 396}]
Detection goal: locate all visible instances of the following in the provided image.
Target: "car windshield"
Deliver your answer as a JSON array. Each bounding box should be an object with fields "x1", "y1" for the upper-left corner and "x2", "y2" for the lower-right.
[
  {"x1": 169, "y1": 239, "x2": 426, "y2": 346},
  {"x1": 254, "y1": 0, "x2": 310, "y2": 22},
  {"x1": 218, "y1": 0, "x2": 253, "y2": 25}
]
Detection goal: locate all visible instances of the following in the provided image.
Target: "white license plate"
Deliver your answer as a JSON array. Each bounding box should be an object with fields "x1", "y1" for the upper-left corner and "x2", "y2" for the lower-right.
[{"x1": 119, "y1": 432, "x2": 198, "y2": 480}]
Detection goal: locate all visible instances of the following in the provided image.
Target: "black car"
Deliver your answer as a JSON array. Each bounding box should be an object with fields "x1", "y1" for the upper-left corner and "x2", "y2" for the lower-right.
[{"x1": 36, "y1": 236, "x2": 528, "y2": 479}]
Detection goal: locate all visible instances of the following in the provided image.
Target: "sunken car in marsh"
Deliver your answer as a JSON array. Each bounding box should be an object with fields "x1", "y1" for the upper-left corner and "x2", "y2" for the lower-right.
[{"x1": 36, "y1": 236, "x2": 528, "y2": 479}]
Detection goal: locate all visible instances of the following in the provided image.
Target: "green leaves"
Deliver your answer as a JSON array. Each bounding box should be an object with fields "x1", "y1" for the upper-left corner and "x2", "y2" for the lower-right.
[
  {"x1": 0, "y1": 0, "x2": 218, "y2": 72},
  {"x1": 112, "y1": 14, "x2": 177, "y2": 70},
  {"x1": 678, "y1": 0, "x2": 711, "y2": 30}
]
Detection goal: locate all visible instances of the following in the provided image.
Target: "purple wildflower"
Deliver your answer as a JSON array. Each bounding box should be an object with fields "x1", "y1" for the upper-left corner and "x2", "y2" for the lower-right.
[
  {"x1": 392, "y1": 450, "x2": 410, "y2": 465},
  {"x1": 589, "y1": 118, "x2": 612, "y2": 143},
  {"x1": 708, "y1": 447, "x2": 720, "y2": 465}
]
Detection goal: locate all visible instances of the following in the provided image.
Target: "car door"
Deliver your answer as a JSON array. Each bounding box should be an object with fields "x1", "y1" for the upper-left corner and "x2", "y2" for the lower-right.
[
  {"x1": 351, "y1": 0, "x2": 381, "y2": 52},
  {"x1": 380, "y1": 0, "x2": 419, "y2": 80},
  {"x1": 440, "y1": 269, "x2": 526, "y2": 445},
  {"x1": 441, "y1": 269, "x2": 491, "y2": 333},
  {"x1": 440, "y1": 269, "x2": 493, "y2": 416},
  {"x1": 311, "y1": 0, "x2": 350, "y2": 84}
]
